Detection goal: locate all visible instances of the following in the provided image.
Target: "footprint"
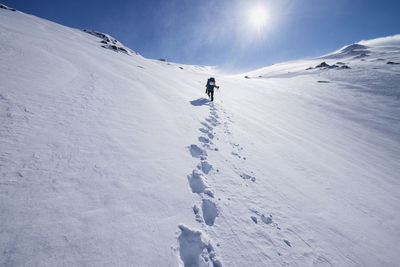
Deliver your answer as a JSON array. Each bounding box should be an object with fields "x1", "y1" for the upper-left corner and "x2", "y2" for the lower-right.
[
  {"x1": 200, "y1": 143, "x2": 211, "y2": 151},
  {"x1": 193, "y1": 205, "x2": 204, "y2": 223},
  {"x1": 187, "y1": 170, "x2": 210, "y2": 194},
  {"x1": 240, "y1": 173, "x2": 256, "y2": 182},
  {"x1": 177, "y1": 224, "x2": 222, "y2": 267},
  {"x1": 261, "y1": 214, "x2": 273, "y2": 224},
  {"x1": 284, "y1": 240, "x2": 292, "y2": 247},
  {"x1": 199, "y1": 128, "x2": 209, "y2": 134},
  {"x1": 231, "y1": 152, "x2": 241, "y2": 159},
  {"x1": 198, "y1": 136, "x2": 210, "y2": 144},
  {"x1": 202, "y1": 199, "x2": 218, "y2": 226},
  {"x1": 250, "y1": 209, "x2": 275, "y2": 226},
  {"x1": 201, "y1": 122, "x2": 213, "y2": 131},
  {"x1": 189, "y1": 144, "x2": 207, "y2": 158},
  {"x1": 197, "y1": 161, "x2": 212, "y2": 174},
  {"x1": 251, "y1": 216, "x2": 258, "y2": 224},
  {"x1": 206, "y1": 117, "x2": 219, "y2": 126},
  {"x1": 199, "y1": 128, "x2": 215, "y2": 140},
  {"x1": 231, "y1": 143, "x2": 240, "y2": 148}
]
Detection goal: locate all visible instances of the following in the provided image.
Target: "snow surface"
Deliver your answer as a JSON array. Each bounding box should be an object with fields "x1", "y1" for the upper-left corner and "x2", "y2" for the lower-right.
[{"x1": 1, "y1": 6, "x2": 400, "y2": 267}]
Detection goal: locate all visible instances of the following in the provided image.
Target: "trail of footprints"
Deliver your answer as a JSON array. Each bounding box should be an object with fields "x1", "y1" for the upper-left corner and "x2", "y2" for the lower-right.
[
  {"x1": 176, "y1": 104, "x2": 223, "y2": 267},
  {"x1": 187, "y1": 104, "x2": 222, "y2": 228},
  {"x1": 177, "y1": 103, "x2": 292, "y2": 266}
]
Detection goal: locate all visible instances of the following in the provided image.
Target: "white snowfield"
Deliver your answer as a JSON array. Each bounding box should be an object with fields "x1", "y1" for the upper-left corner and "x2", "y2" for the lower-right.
[{"x1": 1, "y1": 6, "x2": 399, "y2": 267}]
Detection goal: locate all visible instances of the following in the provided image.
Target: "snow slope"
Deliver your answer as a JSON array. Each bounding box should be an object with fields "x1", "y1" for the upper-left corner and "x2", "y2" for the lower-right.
[{"x1": 1, "y1": 6, "x2": 400, "y2": 267}]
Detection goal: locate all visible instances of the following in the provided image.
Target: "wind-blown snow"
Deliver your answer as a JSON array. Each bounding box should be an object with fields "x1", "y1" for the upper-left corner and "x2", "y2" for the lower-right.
[
  {"x1": 1, "y1": 5, "x2": 400, "y2": 267},
  {"x1": 359, "y1": 34, "x2": 400, "y2": 47}
]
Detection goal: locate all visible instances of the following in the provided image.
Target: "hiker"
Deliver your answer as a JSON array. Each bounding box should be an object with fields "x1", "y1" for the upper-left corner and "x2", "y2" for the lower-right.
[{"x1": 205, "y1": 77, "x2": 219, "y2": 101}]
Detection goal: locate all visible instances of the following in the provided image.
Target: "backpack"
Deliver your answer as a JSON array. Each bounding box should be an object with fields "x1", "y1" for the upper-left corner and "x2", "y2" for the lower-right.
[{"x1": 207, "y1": 77, "x2": 215, "y2": 90}]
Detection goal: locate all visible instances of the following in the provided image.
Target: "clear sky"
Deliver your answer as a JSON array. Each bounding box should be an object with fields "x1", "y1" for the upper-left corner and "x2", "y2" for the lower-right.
[{"x1": 4, "y1": 0, "x2": 400, "y2": 73}]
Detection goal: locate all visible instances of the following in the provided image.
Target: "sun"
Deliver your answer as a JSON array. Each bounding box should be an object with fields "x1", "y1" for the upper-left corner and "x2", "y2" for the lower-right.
[{"x1": 248, "y1": 6, "x2": 268, "y2": 29}]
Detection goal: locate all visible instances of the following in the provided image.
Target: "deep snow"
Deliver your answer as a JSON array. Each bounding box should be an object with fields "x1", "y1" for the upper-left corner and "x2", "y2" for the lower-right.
[{"x1": 1, "y1": 6, "x2": 400, "y2": 267}]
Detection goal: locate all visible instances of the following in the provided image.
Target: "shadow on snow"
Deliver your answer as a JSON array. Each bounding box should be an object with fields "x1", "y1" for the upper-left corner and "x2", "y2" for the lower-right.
[{"x1": 190, "y1": 98, "x2": 210, "y2": 106}]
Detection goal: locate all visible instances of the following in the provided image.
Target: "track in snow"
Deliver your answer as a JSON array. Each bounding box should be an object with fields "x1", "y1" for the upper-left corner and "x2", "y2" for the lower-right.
[{"x1": 177, "y1": 98, "x2": 290, "y2": 266}]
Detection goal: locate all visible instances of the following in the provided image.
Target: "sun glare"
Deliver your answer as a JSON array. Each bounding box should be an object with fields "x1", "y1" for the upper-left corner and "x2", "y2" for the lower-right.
[{"x1": 249, "y1": 6, "x2": 268, "y2": 29}]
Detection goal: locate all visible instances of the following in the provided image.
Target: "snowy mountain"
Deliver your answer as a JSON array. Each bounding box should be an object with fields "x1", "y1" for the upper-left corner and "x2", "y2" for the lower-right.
[{"x1": 1, "y1": 5, "x2": 400, "y2": 267}]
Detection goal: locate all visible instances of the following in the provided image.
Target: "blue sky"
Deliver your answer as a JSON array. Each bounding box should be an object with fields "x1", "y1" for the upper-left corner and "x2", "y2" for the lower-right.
[{"x1": 4, "y1": 0, "x2": 400, "y2": 73}]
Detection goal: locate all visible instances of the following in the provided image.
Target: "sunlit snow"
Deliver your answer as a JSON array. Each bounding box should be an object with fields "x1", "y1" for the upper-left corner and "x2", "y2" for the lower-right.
[{"x1": 1, "y1": 5, "x2": 399, "y2": 267}]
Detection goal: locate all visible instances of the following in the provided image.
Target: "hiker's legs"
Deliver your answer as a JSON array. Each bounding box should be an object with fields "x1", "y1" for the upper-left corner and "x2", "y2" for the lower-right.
[{"x1": 210, "y1": 90, "x2": 214, "y2": 101}]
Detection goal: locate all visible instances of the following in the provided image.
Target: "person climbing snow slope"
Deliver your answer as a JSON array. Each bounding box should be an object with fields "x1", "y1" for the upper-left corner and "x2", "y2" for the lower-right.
[{"x1": 205, "y1": 77, "x2": 219, "y2": 101}]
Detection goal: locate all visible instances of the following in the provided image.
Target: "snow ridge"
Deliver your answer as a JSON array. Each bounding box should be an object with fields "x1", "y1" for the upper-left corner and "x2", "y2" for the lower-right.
[
  {"x1": 82, "y1": 29, "x2": 138, "y2": 55},
  {"x1": 0, "y1": 3, "x2": 16, "y2": 11},
  {"x1": 322, "y1": 43, "x2": 370, "y2": 59}
]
